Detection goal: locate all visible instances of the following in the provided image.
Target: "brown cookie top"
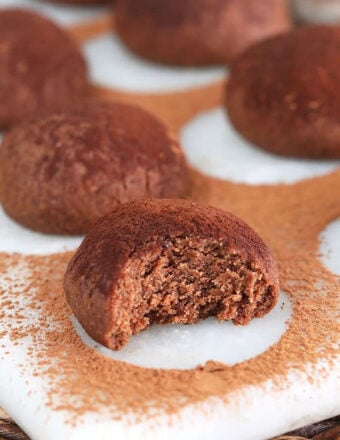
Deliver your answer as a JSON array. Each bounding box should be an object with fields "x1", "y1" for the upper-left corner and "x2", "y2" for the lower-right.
[
  {"x1": 0, "y1": 101, "x2": 189, "y2": 234},
  {"x1": 115, "y1": 0, "x2": 291, "y2": 66},
  {"x1": 0, "y1": 8, "x2": 88, "y2": 128},
  {"x1": 226, "y1": 25, "x2": 340, "y2": 158},
  {"x1": 64, "y1": 199, "x2": 279, "y2": 349},
  {"x1": 69, "y1": 199, "x2": 278, "y2": 294}
]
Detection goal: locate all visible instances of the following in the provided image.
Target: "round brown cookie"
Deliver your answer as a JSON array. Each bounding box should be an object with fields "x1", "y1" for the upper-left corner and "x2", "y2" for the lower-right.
[
  {"x1": 226, "y1": 25, "x2": 340, "y2": 159},
  {"x1": 64, "y1": 199, "x2": 280, "y2": 350},
  {"x1": 0, "y1": 101, "x2": 189, "y2": 235},
  {"x1": 0, "y1": 9, "x2": 88, "y2": 129},
  {"x1": 115, "y1": 0, "x2": 291, "y2": 66}
]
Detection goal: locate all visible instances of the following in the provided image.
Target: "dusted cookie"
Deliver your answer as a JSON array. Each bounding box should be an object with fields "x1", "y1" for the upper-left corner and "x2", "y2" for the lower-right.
[
  {"x1": 0, "y1": 101, "x2": 189, "y2": 234},
  {"x1": 0, "y1": 9, "x2": 88, "y2": 128},
  {"x1": 115, "y1": 0, "x2": 291, "y2": 66},
  {"x1": 226, "y1": 25, "x2": 340, "y2": 159},
  {"x1": 64, "y1": 199, "x2": 280, "y2": 350}
]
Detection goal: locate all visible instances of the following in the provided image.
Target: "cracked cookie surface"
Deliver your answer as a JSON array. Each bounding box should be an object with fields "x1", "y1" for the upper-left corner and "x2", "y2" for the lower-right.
[{"x1": 0, "y1": 101, "x2": 189, "y2": 234}]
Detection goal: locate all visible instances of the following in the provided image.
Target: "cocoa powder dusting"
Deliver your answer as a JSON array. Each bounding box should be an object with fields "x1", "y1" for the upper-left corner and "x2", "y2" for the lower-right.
[
  {"x1": 1, "y1": 168, "x2": 339, "y2": 422},
  {"x1": 0, "y1": 14, "x2": 339, "y2": 427}
]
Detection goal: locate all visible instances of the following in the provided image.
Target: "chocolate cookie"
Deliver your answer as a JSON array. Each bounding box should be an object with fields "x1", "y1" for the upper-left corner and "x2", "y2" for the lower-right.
[
  {"x1": 115, "y1": 0, "x2": 291, "y2": 66},
  {"x1": 226, "y1": 25, "x2": 340, "y2": 159},
  {"x1": 0, "y1": 9, "x2": 88, "y2": 128},
  {"x1": 0, "y1": 101, "x2": 189, "y2": 234},
  {"x1": 64, "y1": 199, "x2": 279, "y2": 350}
]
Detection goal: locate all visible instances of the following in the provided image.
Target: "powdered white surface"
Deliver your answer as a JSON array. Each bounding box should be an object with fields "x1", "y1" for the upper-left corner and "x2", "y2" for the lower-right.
[
  {"x1": 181, "y1": 108, "x2": 340, "y2": 185},
  {"x1": 84, "y1": 34, "x2": 226, "y2": 92},
  {"x1": 0, "y1": 261, "x2": 338, "y2": 440},
  {"x1": 74, "y1": 292, "x2": 291, "y2": 369},
  {"x1": 319, "y1": 218, "x2": 340, "y2": 275}
]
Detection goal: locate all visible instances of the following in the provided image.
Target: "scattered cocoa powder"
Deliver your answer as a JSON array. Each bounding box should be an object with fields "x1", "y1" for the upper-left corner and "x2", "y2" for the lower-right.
[
  {"x1": 0, "y1": 168, "x2": 339, "y2": 423},
  {"x1": 0, "y1": 13, "x2": 339, "y2": 431},
  {"x1": 91, "y1": 82, "x2": 225, "y2": 134}
]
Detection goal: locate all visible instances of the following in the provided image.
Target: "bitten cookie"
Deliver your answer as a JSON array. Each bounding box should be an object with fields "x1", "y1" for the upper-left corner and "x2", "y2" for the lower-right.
[
  {"x1": 64, "y1": 199, "x2": 280, "y2": 350},
  {"x1": 0, "y1": 101, "x2": 189, "y2": 234},
  {"x1": 226, "y1": 25, "x2": 340, "y2": 159},
  {"x1": 0, "y1": 9, "x2": 88, "y2": 128},
  {"x1": 115, "y1": 0, "x2": 291, "y2": 66}
]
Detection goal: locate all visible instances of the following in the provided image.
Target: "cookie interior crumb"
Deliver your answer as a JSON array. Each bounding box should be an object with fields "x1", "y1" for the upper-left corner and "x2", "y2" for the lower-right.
[{"x1": 110, "y1": 237, "x2": 275, "y2": 350}]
